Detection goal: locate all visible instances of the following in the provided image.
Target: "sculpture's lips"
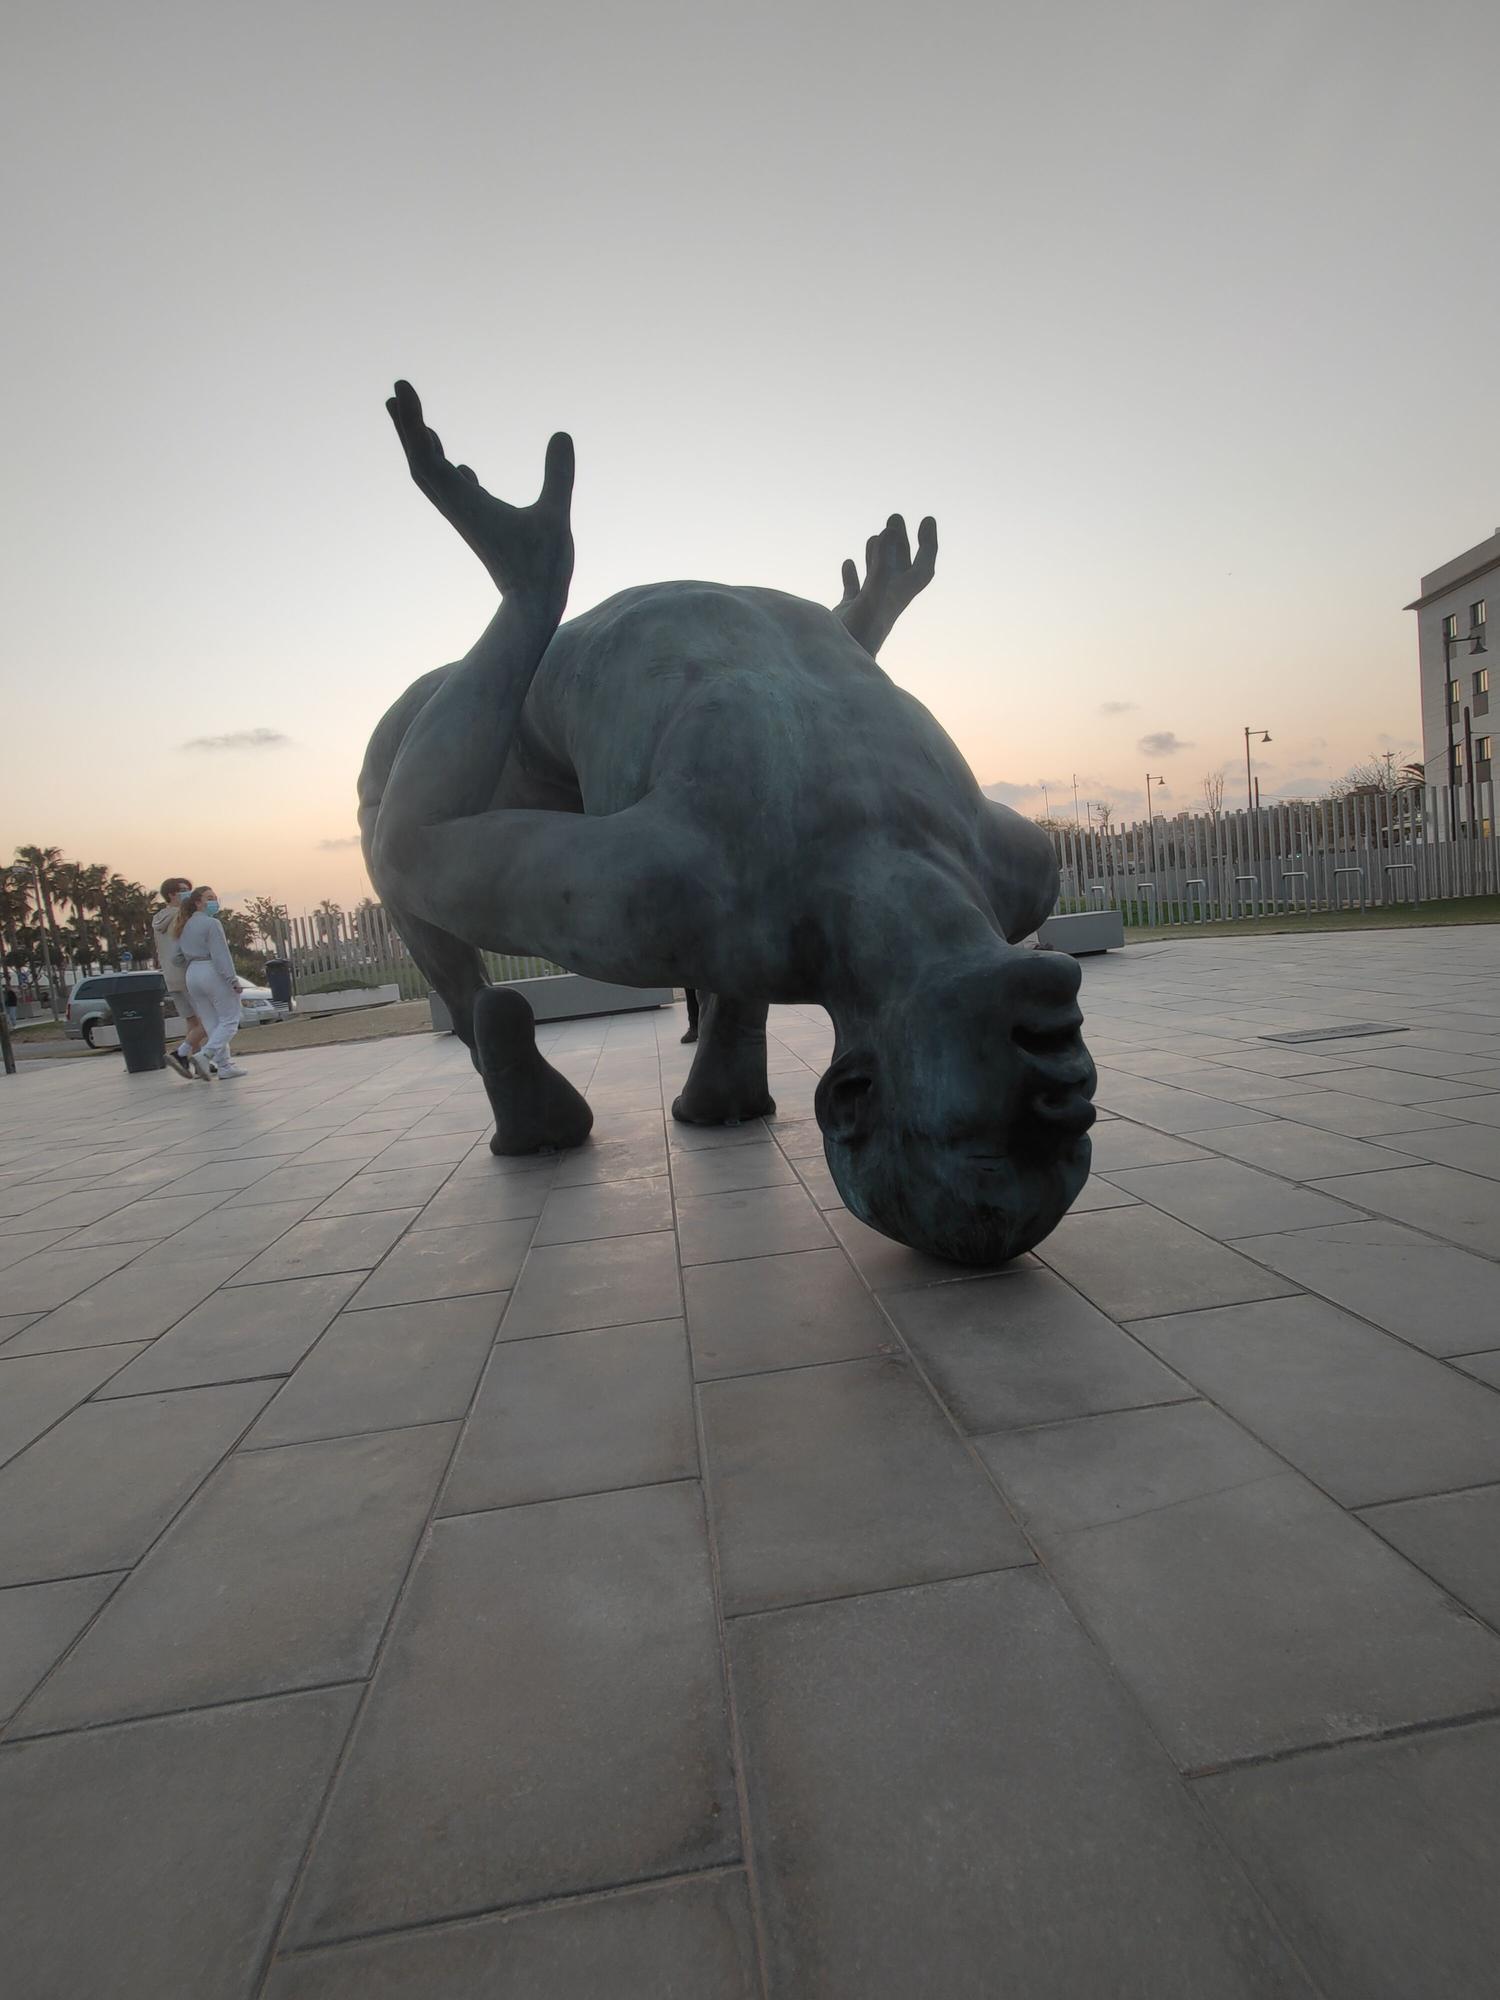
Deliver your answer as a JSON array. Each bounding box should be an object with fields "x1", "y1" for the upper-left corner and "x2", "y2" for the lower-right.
[{"x1": 1029, "y1": 1090, "x2": 1097, "y2": 1137}]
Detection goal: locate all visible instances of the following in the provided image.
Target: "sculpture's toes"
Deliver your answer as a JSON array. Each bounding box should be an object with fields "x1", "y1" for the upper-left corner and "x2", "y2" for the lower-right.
[{"x1": 671, "y1": 1083, "x2": 777, "y2": 1127}]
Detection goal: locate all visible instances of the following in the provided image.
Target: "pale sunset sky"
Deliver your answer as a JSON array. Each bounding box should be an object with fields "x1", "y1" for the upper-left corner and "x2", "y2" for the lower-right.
[{"x1": 3, "y1": 0, "x2": 1496, "y2": 915}]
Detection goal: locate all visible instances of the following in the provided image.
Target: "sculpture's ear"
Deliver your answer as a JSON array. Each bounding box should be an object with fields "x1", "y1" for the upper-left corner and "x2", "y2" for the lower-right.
[{"x1": 815, "y1": 1050, "x2": 877, "y2": 1145}]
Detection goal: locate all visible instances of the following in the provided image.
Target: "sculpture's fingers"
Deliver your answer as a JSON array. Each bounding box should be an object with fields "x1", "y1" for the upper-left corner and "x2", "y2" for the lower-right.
[
  {"x1": 540, "y1": 432, "x2": 575, "y2": 512},
  {"x1": 865, "y1": 532, "x2": 882, "y2": 581},
  {"x1": 840, "y1": 558, "x2": 861, "y2": 603},
  {"x1": 883, "y1": 514, "x2": 912, "y2": 574},
  {"x1": 912, "y1": 515, "x2": 938, "y2": 584},
  {"x1": 457, "y1": 465, "x2": 479, "y2": 486}
]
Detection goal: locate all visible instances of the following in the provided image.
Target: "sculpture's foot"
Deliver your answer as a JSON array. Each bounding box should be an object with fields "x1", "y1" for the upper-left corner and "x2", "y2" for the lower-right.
[
  {"x1": 473, "y1": 985, "x2": 594, "y2": 1155},
  {"x1": 671, "y1": 995, "x2": 776, "y2": 1125}
]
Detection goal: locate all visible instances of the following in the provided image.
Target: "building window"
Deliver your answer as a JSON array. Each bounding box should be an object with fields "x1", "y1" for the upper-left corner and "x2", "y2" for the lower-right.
[
  {"x1": 1477, "y1": 669, "x2": 1491, "y2": 695},
  {"x1": 1476, "y1": 736, "x2": 1493, "y2": 766},
  {"x1": 1448, "y1": 678, "x2": 1461, "y2": 710},
  {"x1": 1451, "y1": 742, "x2": 1465, "y2": 778},
  {"x1": 1444, "y1": 613, "x2": 1460, "y2": 640},
  {"x1": 1472, "y1": 600, "x2": 1487, "y2": 630}
]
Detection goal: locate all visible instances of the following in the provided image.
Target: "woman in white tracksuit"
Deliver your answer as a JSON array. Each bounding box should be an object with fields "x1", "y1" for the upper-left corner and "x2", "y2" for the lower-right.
[{"x1": 171, "y1": 886, "x2": 247, "y2": 1080}]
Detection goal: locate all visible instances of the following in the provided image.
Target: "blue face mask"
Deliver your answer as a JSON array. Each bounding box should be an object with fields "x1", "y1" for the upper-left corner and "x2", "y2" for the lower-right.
[{"x1": 203, "y1": 898, "x2": 220, "y2": 916}]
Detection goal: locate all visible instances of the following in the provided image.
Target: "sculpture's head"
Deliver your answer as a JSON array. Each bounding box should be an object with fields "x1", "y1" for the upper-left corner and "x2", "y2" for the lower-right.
[{"x1": 817, "y1": 946, "x2": 1096, "y2": 1265}]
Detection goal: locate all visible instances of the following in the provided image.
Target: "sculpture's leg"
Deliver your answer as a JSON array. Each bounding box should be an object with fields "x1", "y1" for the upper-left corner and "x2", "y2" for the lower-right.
[
  {"x1": 473, "y1": 985, "x2": 594, "y2": 1154},
  {"x1": 672, "y1": 995, "x2": 777, "y2": 1126}
]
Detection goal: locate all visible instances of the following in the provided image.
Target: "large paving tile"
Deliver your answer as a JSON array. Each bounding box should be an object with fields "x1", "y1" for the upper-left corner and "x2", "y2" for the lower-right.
[
  {"x1": 16, "y1": 1424, "x2": 455, "y2": 1732},
  {"x1": 1375, "y1": 1121, "x2": 1500, "y2": 1180},
  {"x1": 246, "y1": 1292, "x2": 504, "y2": 1447},
  {"x1": 156, "y1": 1156, "x2": 282, "y2": 1196},
  {"x1": 410, "y1": 1168, "x2": 553, "y2": 1228},
  {"x1": 1033, "y1": 1205, "x2": 1299, "y2": 1320},
  {"x1": 443, "y1": 1318, "x2": 696, "y2": 1512},
  {"x1": 152, "y1": 1197, "x2": 329, "y2": 1265},
  {"x1": 700, "y1": 1356, "x2": 1029, "y2": 1613},
  {"x1": 670, "y1": 1141, "x2": 796, "y2": 1197},
  {"x1": 94, "y1": 1272, "x2": 365, "y2": 1396},
  {"x1": 684, "y1": 1246, "x2": 891, "y2": 1379},
  {"x1": 534, "y1": 1172, "x2": 673, "y2": 1245},
  {"x1": 1224, "y1": 1219, "x2": 1500, "y2": 1356},
  {"x1": 1198, "y1": 1721, "x2": 1500, "y2": 2000},
  {"x1": 0, "y1": 1573, "x2": 120, "y2": 1721},
  {"x1": 0, "y1": 1186, "x2": 146, "y2": 1236},
  {"x1": 0, "y1": 1228, "x2": 71, "y2": 1272},
  {"x1": 887, "y1": 1265, "x2": 1190, "y2": 1432},
  {"x1": 58, "y1": 1190, "x2": 232, "y2": 1247},
  {"x1": 1254, "y1": 1091, "x2": 1461, "y2": 1138},
  {"x1": 226, "y1": 1207, "x2": 419, "y2": 1286},
  {"x1": 1308, "y1": 1163, "x2": 1500, "y2": 1257},
  {"x1": 1090, "y1": 1076, "x2": 1272, "y2": 1132},
  {"x1": 0, "y1": 1341, "x2": 146, "y2": 1465},
  {"x1": 367, "y1": 1131, "x2": 475, "y2": 1170},
  {"x1": 1103, "y1": 1158, "x2": 1362, "y2": 1237},
  {"x1": 1359, "y1": 1483, "x2": 1500, "y2": 1629},
  {"x1": 982, "y1": 1403, "x2": 1500, "y2": 1767},
  {"x1": 502, "y1": 1230, "x2": 682, "y2": 1338},
  {"x1": 676, "y1": 1182, "x2": 832, "y2": 1265},
  {"x1": 0, "y1": 1241, "x2": 147, "y2": 1313},
  {"x1": 731, "y1": 1568, "x2": 1312, "y2": 1999},
  {"x1": 550, "y1": 1134, "x2": 669, "y2": 1184},
  {"x1": 286, "y1": 1484, "x2": 737, "y2": 1941},
  {"x1": 0, "y1": 1312, "x2": 43, "y2": 1349},
  {"x1": 263, "y1": 1871, "x2": 760, "y2": 1999},
  {"x1": 225, "y1": 1161, "x2": 364, "y2": 1207},
  {"x1": 1418, "y1": 1091, "x2": 1500, "y2": 1127},
  {"x1": 1293, "y1": 1066, "x2": 1471, "y2": 1106},
  {"x1": 0, "y1": 1685, "x2": 357, "y2": 2000},
  {"x1": 310, "y1": 1164, "x2": 454, "y2": 1217},
  {"x1": 345, "y1": 1216, "x2": 532, "y2": 1308},
  {"x1": 0, "y1": 1379, "x2": 274, "y2": 1584},
  {"x1": 979, "y1": 1399, "x2": 1281, "y2": 1543},
  {"x1": 1130, "y1": 1293, "x2": 1500, "y2": 1506},
  {"x1": 1198, "y1": 1119, "x2": 1434, "y2": 1180}
]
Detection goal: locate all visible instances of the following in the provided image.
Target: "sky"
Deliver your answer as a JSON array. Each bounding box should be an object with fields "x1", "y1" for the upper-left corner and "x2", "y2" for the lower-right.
[{"x1": 3, "y1": 0, "x2": 1497, "y2": 914}]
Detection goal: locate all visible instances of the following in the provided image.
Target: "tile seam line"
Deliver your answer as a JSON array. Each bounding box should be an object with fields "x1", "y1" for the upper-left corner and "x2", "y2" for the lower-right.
[
  {"x1": 670, "y1": 1076, "x2": 775, "y2": 2000},
  {"x1": 2, "y1": 1673, "x2": 369, "y2": 1746},
  {"x1": 246, "y1": 1031, "x2": 607, "y2": 1995},
  {"x1": 1183, "y1": 1700, "x2": 1500, "y2": 1782},
  {"x1": 0, "y1": 1338, "x2": 160, "y2": 1466},
  {"x1": 271, "y1": 1859, "x2": 752, "y2": 1962}
]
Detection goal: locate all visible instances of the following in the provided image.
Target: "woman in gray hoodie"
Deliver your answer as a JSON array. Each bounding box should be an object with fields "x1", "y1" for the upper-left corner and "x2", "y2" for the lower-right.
[{"x1": 170, "y1": 886, "x2": 246, "y2": 1079}]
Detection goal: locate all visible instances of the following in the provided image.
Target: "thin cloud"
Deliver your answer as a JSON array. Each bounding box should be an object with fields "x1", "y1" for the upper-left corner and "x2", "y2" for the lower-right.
[
  {"x1": 179, "y1": 727, "x2": 291, "y2": 752},
  {"x1": 1138, "y1": 730, "x2": 1193, "y2": 756},
  {"x1": 317, "y1": 834, "x2": 362, "y2": 850},
  {"x1": 1099, "y1": 700, "x2": 1137, "y2": 716}
]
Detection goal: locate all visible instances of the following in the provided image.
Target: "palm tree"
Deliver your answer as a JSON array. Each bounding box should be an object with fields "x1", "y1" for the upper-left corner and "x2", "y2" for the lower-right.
[
  {"x1": 13, "y1": 846, "x2": 68, "y2": 1015},
  {"x1": 0, "y1": 866, "x2": 32, "y2": 972},
  {"x1": 246, "y1": 896, "x2": 290, "y2": 954}
]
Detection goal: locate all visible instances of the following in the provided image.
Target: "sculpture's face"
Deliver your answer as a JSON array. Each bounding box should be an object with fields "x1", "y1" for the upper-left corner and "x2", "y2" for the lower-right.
[{"x1": 817, "y1": 947, "x2": 1096, "y2": 1265}]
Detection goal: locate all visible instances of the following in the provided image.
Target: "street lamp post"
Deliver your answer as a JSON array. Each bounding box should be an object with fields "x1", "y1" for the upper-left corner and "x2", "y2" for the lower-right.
[
  {"x1": 1243, "y1": 727, "x2": 1271, "y2": 813},
  {"x1": 1144, "y1": 772, "x2": 1164, "y2": 872}
]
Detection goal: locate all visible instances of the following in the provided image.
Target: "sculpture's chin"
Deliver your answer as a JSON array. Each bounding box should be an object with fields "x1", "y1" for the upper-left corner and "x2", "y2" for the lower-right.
[{"x1": 826, "y1": 1134, "x2": 1092, "y2": 1268}]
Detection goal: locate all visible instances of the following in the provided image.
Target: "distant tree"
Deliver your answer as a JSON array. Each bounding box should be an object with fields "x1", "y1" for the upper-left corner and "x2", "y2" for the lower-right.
[
  {"x1": 313, "y1": 898, "x2": 344, "y2": 944},
  {"x1": 245, "y1": 896, "x2": 290, "y2": 952},
  {"x1": 1201, "y1": 770, "x2": 1226, "y2": 822},
  {"x1": 1329, "y1": 751, "x2": 1424, "y2": 799},
  {"x1": 1092, "y1": 801, "x2": 1114, "y2": 832}
]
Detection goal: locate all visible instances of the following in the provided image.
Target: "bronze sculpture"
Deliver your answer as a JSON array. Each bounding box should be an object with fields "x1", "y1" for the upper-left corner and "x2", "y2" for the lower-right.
[{"x1": 360, "y1": 384, "x2": 1095, "y2": 1263}]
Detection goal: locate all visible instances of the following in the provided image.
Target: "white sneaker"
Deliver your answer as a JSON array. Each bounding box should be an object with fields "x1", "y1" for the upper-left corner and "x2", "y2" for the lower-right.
[
  {"x1": 216, "y1": 1063, "x2": 248, "y2": 1079},
  {"x1": 190, "y1": 1051, "x2": 218, "y2": 1080}
]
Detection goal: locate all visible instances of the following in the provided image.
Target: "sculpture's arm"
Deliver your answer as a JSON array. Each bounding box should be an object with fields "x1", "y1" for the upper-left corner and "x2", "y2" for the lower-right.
[{"x1": 835, "y1": 513, "x2": 938, "y2": 658}]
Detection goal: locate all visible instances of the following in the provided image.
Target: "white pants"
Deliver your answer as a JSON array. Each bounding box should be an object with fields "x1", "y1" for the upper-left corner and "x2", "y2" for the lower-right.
[{"x1": 185, "y1": 960, "x2": 240, "y2": 1066}]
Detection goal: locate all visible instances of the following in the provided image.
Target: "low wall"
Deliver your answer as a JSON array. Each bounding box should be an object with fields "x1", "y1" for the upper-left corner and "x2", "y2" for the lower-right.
[
  {"x1": 295, "y1": 985, "x2": 402, "y2": 1017},
  {"x1": 429, "y1": 974, "x2": 673, "y2": 1031}
]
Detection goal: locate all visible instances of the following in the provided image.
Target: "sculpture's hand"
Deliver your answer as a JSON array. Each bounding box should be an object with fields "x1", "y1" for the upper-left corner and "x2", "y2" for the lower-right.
[
  {"x1": 836, "y1": 513, "x2": 938, "y2": 658},
  {"x1": 387, "y1": 380, "x2": 574, "y2": 603}
]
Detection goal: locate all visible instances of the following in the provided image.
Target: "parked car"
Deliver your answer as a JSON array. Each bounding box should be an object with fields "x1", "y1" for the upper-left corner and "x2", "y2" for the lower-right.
[{"x1": 65, "y1": 976, "x2": 280, "y2": 1044}]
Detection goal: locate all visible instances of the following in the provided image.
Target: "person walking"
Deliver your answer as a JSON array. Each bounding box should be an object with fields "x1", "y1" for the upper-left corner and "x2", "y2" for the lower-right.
[
  {"x1": 3, "y1": 981, "x2": 17, "y2": 1030},
  {"x1": 153, "y1": 876, "x2": 210, "y2": 1079},
  {"x1": 171, "y1": 886, "x2": 247, "y2": 1080}
]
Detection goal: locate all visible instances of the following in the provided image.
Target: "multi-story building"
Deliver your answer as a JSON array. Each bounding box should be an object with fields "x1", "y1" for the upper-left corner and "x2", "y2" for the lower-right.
[{"x1": 1407, "y1": 531, "x2": 1495, "y2": 793}]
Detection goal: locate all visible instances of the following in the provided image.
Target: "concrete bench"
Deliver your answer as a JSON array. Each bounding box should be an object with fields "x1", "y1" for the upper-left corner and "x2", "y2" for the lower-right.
[
  {"x1": 1037, "y1": 910, "x2": 1125, "y2": 956},
  {"x1": 429, "y1": 974, "x2": 674, "y2": 1031}
]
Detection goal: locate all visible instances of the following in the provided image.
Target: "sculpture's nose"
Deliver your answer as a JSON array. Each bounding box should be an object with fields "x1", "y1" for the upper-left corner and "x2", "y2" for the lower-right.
[{"x1": 1005, "y1": 952, "x2": 1096, "y2": 1133}]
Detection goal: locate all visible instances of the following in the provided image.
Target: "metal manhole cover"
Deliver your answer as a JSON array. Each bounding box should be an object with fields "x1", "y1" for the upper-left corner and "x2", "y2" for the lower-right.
[{"x1": 1258, "y1": 1024, "x2": 1409, "y2": 1045}]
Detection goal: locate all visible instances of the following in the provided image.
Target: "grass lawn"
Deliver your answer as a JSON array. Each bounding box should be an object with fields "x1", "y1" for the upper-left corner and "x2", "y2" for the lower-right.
[{"x1": 1126, "y1": 896, "x2": 1500, "y2": 943}]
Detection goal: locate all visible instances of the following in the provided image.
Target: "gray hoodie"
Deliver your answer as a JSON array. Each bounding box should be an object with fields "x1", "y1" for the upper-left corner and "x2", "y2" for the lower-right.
[{"x1": 175, "y1": 910, "x2": 238, "y2": 983}]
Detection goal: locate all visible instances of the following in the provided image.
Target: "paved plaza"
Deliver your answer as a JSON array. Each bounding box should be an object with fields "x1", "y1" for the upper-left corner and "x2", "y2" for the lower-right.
[{"x1": 3, "y1": 927, "x2": 1500, "y2": 1997}]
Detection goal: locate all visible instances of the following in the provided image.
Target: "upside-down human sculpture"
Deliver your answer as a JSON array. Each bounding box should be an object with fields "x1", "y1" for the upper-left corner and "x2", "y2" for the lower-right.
[{"x1": 360, "y1": 384, "x2": 1096, "y2": 1263}]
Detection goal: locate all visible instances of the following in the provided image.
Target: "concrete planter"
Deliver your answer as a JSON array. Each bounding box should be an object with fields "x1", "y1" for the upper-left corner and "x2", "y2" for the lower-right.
[
  {"x1": 429, "y1": 974, "x2": 673, "y2": 1032},
  {"x1": 1037, "y1": 911, "x2": 1125, "y2": 955},
  {"x1": 295, "y1": 984, "x2": 403, "y2": 1017}
]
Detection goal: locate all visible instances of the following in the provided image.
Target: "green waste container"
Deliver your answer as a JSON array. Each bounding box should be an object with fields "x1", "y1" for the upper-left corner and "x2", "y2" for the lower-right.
[{"x1": 94, "y1": 972, "x2": 169, "y2": 1074}]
